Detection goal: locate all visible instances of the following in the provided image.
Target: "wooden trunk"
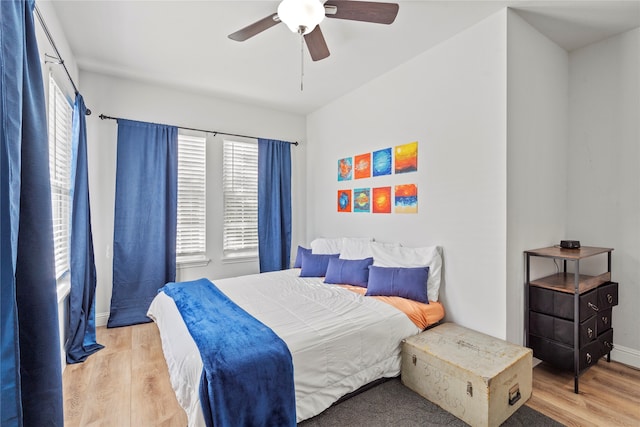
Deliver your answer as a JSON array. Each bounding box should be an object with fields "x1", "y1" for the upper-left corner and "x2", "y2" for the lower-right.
[{"x1": 401, "y1": 323, "x2": 532, "y2": 427}]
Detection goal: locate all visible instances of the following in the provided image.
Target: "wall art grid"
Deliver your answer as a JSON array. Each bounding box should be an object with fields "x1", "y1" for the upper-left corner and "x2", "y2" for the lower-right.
[{"x1": 336, "y1": 141, "x2": 419, "y2": 214}]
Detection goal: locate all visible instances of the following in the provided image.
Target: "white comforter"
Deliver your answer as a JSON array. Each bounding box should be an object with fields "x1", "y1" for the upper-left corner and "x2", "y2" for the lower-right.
[{"x1": 147, "y1": 268, "x2": 421, "y2": 425}]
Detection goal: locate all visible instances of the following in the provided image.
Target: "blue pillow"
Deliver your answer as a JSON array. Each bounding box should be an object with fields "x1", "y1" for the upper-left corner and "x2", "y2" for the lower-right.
[
  {"x1": 365, "y1": 266, "x2": 430, "y2": 303},
  {"x1": 293, "y1": 246, "x2": 311, "y2": 268},
  {"x1": 299, "y1": 252, "x2": 339, "y2": 277},
  {"x1": 324, "y1": 257, "x2": 374, "y2": 288}
]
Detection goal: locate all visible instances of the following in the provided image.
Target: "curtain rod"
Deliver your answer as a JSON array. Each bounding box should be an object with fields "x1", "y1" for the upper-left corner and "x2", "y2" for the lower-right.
[
  {"x1": 34, "y1": 5, "x2": 91, "y2": 116},
  {"x1": 98, "y1": 114, "x2": 299, "y2": 146}
]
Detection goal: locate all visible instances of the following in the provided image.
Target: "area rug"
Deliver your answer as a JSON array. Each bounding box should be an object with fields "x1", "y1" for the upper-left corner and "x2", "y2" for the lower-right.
[{"x1": 298, "y1": 377, "x2": 564, "y2": 426}]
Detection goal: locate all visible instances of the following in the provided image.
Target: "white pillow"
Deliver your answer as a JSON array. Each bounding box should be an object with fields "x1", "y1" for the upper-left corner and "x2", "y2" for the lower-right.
[
  {"x1": 371, "y1": 243, "x2": 443, "y2": 302},
  {"x1": 310, "y1": 237, "x2": 343, "y2": 254},
  {"x1": 311, "y1": 237, "x2": 373, "y2": 255},
  {"x1": 341, "y1": 239, "x2": 400, "y2": 260}
]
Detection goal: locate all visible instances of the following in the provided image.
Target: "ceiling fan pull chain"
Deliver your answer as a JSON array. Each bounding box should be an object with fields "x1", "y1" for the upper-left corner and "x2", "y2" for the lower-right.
[{"x1": 300, "y1": 29, "x2": 305, "y2": 91}]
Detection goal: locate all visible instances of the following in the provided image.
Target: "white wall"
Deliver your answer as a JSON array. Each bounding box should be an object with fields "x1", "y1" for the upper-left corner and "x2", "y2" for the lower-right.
[
  {"x1": 567, "y1": 28, "x2": 640, "y2": 367},
  {"x1": 80, "y1": 71, "x2": 307, "y2": 326},
  {"x1": 306, "y1": 11, "x2": 509, "y2": 338},
  {"x1": 506, "y1": 11, "x2": 569, "y2": 344}
]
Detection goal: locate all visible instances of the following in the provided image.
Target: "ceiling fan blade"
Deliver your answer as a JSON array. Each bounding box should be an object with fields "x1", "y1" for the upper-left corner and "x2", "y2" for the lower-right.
[
  {"x1": 324, "y1": 1, "x2": 399, "y2": 24},
  {"x1": 228, "y1": 13, "x2": 281, "y2": 41},
  {"x1": 304, "y1": 26, "x2": 330, "y2": 61}
]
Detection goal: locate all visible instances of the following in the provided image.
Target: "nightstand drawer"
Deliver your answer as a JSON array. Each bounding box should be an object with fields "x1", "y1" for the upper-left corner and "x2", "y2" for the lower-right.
[
  {"x1": 529, "y1": 334, "x2": 602, "y2": 371},
  {"x1": 597, "y1": 282, "x2": 618, "y2": 310},
  {"x1": 598, "y1": 328, "x2": 614, "y2": 354},
  {"x1": 597, "y1": 308, "x2": 613, "y2": 333},
  {"x1": 529, "y1": 311, "x2": 596, "y2": 347},
  {"x1": 529, "y1": 286, "x2": 598, "y2": 322}
]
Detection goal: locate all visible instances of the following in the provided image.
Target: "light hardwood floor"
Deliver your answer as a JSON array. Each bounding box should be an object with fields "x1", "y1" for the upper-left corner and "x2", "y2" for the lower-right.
[
  {"x1": 63, "y1": 323, "x2": 187, "y2": 427},
  {"x1": 527, "y1": 358, "x2": 640, "y2": 426},
  {"x1": 63, "y1": 323, "x2": 640, "y2": 426}
]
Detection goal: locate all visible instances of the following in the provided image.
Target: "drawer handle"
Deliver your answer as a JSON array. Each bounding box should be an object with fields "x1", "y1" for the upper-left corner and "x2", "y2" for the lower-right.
[
  {"x1": 412, "y1": 354, "x2": 417, "y2": 366},
  {"x1": 587, "y1": 328, "x2": 593, "y2": 338},
  {"x1": 605, "y1": 341, "x2": 612, "y2": 350},
  {"x1": 586, "y1": 353, "x2": 592, "y2": 365},
  {"x1": 602, "y1": 316, "x2": 609, "y2": 325},
  {"x1": 607, "y1": 294, "x2": 613, "y2": 304},
  {"x1": 588, "y1": 302, "x2": 599, "y2": 312}
]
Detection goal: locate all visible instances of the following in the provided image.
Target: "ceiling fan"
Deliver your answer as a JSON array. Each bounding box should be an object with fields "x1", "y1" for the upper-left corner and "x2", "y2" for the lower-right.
[{"x1": 228, "y1": 0, "x2": 400, "y2": 61}]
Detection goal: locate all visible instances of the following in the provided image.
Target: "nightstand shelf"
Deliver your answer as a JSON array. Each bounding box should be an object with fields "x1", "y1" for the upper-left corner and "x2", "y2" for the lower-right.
[{"x1": 529, "y1": 272, "x2": 611, "y2": 293}]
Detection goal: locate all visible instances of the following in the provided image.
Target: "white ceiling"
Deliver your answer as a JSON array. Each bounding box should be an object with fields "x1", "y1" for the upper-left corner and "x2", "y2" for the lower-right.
[{"x1": 47, "y1": 0, "x2": 640, "y2": 115}]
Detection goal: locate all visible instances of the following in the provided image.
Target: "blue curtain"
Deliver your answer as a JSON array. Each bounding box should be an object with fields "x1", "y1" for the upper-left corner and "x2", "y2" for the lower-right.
[
  {"x1": 257, "y1": 139, "x2": 292, "y2": 272},
  {"x1": 1, "y1": 0, "x2": 64, "y2": 425},
  {"x1": 108, "y1": 119, "x2": 178, "y2": 328},
  {"x1": 65, "y1": 94, "x2": 104, "y2": 363}
]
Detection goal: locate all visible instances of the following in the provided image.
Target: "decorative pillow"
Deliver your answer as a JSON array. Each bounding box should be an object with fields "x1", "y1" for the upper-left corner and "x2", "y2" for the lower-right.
[
  {"x1": 324, "y1": 257, "x2": 374, "y2": 287},
  {"x1": 293, "y1": 246, "x2": 311, "y2": 268},
  {"x1": 299, "y1": 252, "x2": 339, "y2": 277},
  {"x1": 371, "y1": 243, "x2": 442, "y2": 302},
  {"x1": 365, "y1": 266, "x2": 430, "y2": 303}
]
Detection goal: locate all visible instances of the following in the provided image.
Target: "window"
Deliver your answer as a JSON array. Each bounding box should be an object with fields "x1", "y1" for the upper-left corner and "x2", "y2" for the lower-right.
[
  {"x1": 48, "y1": 74, "x2": 73, "y2": 280},
  {"x1": 177, "y1": 134, "x2": 207, "y2": 263},
  {"x1": 222, "y1": 139, "x2": 258, "y2": 259}
]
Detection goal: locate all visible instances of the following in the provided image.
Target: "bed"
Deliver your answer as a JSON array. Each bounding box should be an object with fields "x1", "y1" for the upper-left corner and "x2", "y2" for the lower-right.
[{"x1": 147, "y1": 239, "x2": 445, "y2": 425}]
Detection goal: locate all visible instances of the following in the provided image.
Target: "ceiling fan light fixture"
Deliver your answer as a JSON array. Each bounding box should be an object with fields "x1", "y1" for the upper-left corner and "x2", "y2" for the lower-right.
[{"x1": 277, "y1": 0, "x2": 325, "y2": 34}]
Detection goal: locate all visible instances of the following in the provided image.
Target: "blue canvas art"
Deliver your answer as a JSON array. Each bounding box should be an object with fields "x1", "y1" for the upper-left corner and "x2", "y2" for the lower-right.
[
  {"x1": 337, "y1": 190, "x2": 352, "y2": 212},
  {"x1": 372, "y1": 148, "x2": 392, "y2": 177}
]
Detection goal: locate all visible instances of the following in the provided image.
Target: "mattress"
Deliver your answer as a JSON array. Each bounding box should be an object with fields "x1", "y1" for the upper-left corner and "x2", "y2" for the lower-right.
[{"x1": 148, "y1": 268, "x2": 443, "y2": 425}]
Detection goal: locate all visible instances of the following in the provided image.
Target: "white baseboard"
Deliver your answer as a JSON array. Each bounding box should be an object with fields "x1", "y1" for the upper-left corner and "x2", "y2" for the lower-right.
[
  {"x1": 96, "y1": 311, "x2": 109, "y2": 327},
  {"x1": 611, "y1": 343, "x2": 640, "y2": 369}
]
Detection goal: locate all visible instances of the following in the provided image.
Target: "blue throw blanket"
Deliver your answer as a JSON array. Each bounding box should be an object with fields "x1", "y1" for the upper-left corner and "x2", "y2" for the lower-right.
[{"x1": 160, "y1": 279, "x2": 296, "y2": 427}]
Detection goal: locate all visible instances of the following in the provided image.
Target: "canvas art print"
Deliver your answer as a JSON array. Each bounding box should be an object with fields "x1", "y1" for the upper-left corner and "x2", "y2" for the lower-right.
[
  {"x1": 337, "y1": 189, "x2": 352, "y2": 212},
  {"x1": 354, "y1": 153, "x2": 371, "y2": 179},
  {"x1": 372, "y1": 148, "x2": 392, "y2": 177},
  {"x1": 338, "y1": 157, "x2": 353, "y2": 181},
  {"x1": 395, "y1": 141, "x2": 418, "y2": 174},
  {"x1": 353, "y1": 188, "x2": 370, "y2": 212},
  {"x1": 395, "y1": 184, "x2": 418, "y2": 213},
  {"x1": 372, "y1": 187, "x2": 392, "y2": 213}
]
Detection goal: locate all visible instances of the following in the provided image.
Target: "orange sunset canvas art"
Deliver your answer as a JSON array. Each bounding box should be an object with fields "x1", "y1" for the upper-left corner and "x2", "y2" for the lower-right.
[
  {"x1": 372, "y1": 187, "x2": 392, "y2": 213},
  {"x1": 394, "y1": 141, "x2": 418, "y2": 174},
  {"x1": 395, "y1": 184, "x2": 418, "y2": 213}
]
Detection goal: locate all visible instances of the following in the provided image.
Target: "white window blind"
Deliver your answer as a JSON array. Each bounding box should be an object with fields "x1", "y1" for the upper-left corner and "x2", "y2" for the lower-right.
[
  {"x1": 223, "y1": 139, "x2": 258, "y2": 259},
  {"x1": 48, "y1": 74, "x2": 73, "y2": 279},
  {"x1": 177, "y1": 134, "x2": 207, "y2": 259}
]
